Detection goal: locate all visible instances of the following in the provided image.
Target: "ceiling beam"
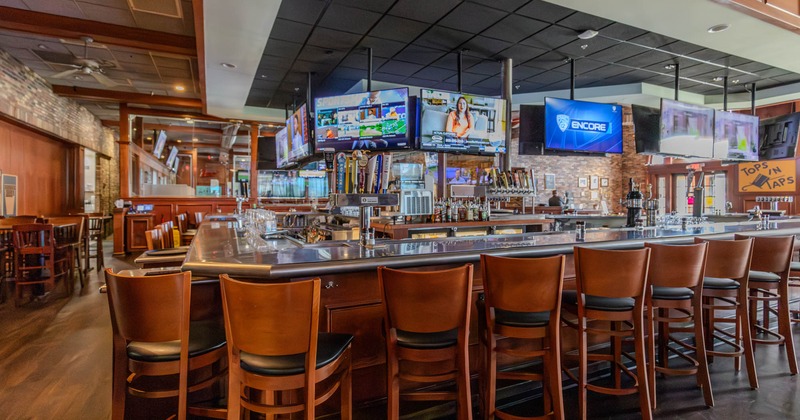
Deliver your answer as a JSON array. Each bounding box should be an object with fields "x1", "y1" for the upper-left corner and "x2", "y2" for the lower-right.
[
  {"x1": 125, "y1": 106, "x2": 232, "y2": 122},
  {"x1": 52, "y1": 85, "x2": 202, "y2": 108},
  {"x1": 0, "y1": 6, "x2": 196, "y2": 56},
  {"x1": 192, "y1": 0, "x2": 208, "y2": 115},
  {"x1": 143, "y1": 124, "x2": 222, "y2": 136}
]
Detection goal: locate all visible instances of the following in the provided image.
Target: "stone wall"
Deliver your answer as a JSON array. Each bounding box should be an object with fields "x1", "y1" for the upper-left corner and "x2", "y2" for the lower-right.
[{"x1": 509, "y1": 107, "x2": 648, "y2": 213}]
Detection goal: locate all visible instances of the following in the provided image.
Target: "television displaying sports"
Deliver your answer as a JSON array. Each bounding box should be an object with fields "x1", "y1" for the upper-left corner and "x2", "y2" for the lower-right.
[
  {"x1": 632, "y1": 105, "x2": 661, "y2": 155},
  {"x1": 544, "y1": 97, "x2": 623, "y2": 154},
  {"x1": 153, "y1": 129, "x2": 167, "y2": 159},
  {"x1": 286, "y1": 103, "x2": 310, "y2": 163},
  {"x1": 713, "y1": 110, "x2": 758, "y2": 161},
  {"x1": 419, "y1": 89, "x2": 507, "y2": 155},
  {"x1": 165, "y1": 145, "x2": 179, "y2": 167},
  {"x1": 758, "y1": 112, "x2": 800, "y2": 160},
  {"x1": 314, "y1": 88, "x2": 410, "y2": 151},
  {"x1": 659, "y1": 99, "x2": 714, "y2": 159},
  {"x1": 274, "y1": 127, "x2": 290, "y2": 169}
]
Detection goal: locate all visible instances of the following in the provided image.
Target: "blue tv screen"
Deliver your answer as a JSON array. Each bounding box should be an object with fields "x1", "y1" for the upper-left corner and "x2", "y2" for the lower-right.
[
  {"x1": 544, "y1": 97, "x2": 623, "y2": 154},
  {"x1": 314, "y1": 88, "x2": 410, "y2": 152}
]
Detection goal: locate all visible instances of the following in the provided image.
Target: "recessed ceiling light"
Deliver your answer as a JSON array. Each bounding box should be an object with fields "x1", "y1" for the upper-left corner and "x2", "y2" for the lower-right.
[
  {"x1": 192, "y1": 138, "x2": 198, "y2": 142},
  {"x1": 712, "y1": 76, "x2": 724, "y2": 82},
  {"x1": 174, "y1": 85, "x2": 186, "y2": 92},
  {"x1": 732, "y1": 79, "x2": 740, "y2": 84},
  {"x1": 260, "y1": 74, "x2": 267, "y2": 78},
  {"x1": 37, "y1": 44, "x2": 48, "y2": 50},
  {"x1": 580, "y1": 44, "x2": 589, "y2": 50},
  {"x1": 664, "y1": 64, "x2": 676, "y2": 70},
  {"x1": 73, "y1": 75, "x2": 82, "y2": 80},
  {"x1": 146, "y1": 136, "x2": 152, "y2": 140},
  {"x1": 221, "y1": 62, "x2": 236, "y2": 69},
  {"x1": 177, "y1": 139, "x2": 182, "y2": 143},
  {"x1": 707, "y1": 24, "x2": 731, "y2": 33},
  {"x1": 267, "y1": 124, "x2": 274, "y2": 127},
  {"x1": 577, "y1": 30, "x2": 598, "y2": 40}
]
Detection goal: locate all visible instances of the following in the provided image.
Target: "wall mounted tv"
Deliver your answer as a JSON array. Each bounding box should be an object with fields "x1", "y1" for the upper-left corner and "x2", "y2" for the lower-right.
[
  {"x1": 274, "y1": 127, "x2": 291, "y2": 169},
  {"x1": 314, "y1": 88, "x2": 410, "y2": 152},
  {"x1": 152, "y1": 129, "x2": 167, "y2": 159},
  {"x1": 632, "y1": 105, "x2": 661, "y2": 155},
  {"x1": 286, "y1": 103, "x2": 311, "y2": 164},
  {"x1": 257, "y1": 136, "x2": 277, "y2": 170},
  {"x1": 518, "y1": 105, "x2": 545, "y2": 155},
  {"x1": 758, "y1": 112, "x2": 800, "y2": 160},
  {"x1": 544, "y1": 97, "x2": 623, "y2": 154},
  {"x1": 659, "y1": 98, "x2": 714, "y2": 159},
  {"x1": 713, "y1": 110, "x2": 758, "y2": 161},
  {"x1": 165, "y1": 145, "x2": 179, "y2": 168},
  {"x1": 418, "y1": 89, "x2": 507, "y2": 155}
]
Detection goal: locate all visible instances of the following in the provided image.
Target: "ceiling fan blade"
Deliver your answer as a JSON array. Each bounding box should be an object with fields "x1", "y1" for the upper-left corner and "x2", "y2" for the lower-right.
[
  {"x1": 91, "y1": 71, "x2": 118, "y2": 87},
  {"x1": 50, "y1": 69, "x2": 81, "y2": 79}
]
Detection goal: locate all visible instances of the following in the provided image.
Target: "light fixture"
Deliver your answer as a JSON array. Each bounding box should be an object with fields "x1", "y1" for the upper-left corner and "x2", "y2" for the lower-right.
[
  {"x1": 37, "y1": 44, "x2": 48, "y2": 50},
  {"x1": 580, "y1": 44, "x2": 589, "y2": 50},
  {"x1": 146, "y1": 136, "x2": 152, "y2": 140},
  {"x1": 707, "y1": 24, "x2": 730, "y2": 33},
  {"x1": 177, "y1": 139, "x2": 182, "y2": 143},
  {"x1": 192, "y1": 138, "x2": 198, "y2": 142},
  {"x1": 664, "y1": 64, "x2": 676, "y2": 70},
  {"x1": 174, "y1": 85, "x2": 186, "y2": 92},
  {"x1": 732, "y1": 79, "x2": 740, "y2": 84},
  {"x1": 260, "y1": 74, "x2": 267, "y2": 78},
  {"x1": 73, "y1": 75, "x2": 82, "y2": 80},
  {"x1": 221, "y1": 62, "x2": 236, "y2": 69},
  {"x1": 712, "y1": 76, "x2": 724, "y2": 82},
  {"x1": 577, "y1": 30, "x2": 598, "y2": 40},
  {"x1": 267, "y1": 124, "x2": 274, "y2": 127}
]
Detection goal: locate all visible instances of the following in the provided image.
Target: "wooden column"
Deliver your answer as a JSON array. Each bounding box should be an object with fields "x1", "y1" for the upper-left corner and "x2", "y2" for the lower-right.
[
  {"x1": 191, "y1": 147, "x2": 198, "y2": 191},
  {"x1": 118, "y1": 103, "x2": 131, "y2": 198},
  {"x1": 250, "y1": 123, "x2": 259, "y2": 201},
  {"x1": 132, "y1": 116, "x2": 145, "y2": 149}
]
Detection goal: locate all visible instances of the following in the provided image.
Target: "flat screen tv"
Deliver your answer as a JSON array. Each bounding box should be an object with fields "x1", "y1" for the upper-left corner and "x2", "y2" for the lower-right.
[
  {"x1": 659, "y1": 98, "x2": 714, "y2": 159},
  {"x1": 713, "y1": 110, "x2": 758, "y2": 161},
  {"x1": 314, "y1": 88, "x2": 410, "y2": 151},
  {"x1": 286, "y1": 103, "x2": 311, "y2": 163},
  {"x1": 153, "y1": 129, "x2": 167, "y2": 159},
  {"x1": 758, "y1": 112, "x2": 800, "y2": 160},
  {"x1": 419, "y1": 89, "x2": 507, "y2": 155},
  {"x1": 274, "y1": 127, "x2": 291, "y2": 169},
  {"x1": 165, "y1": 145, "x2": 179, "y2": 167},
  {"x1": 632, "y1": 105, "x2": 661, "y2": 155},
  {"x1": 257, "y1": 136, "x2": 277, "y2": 170},
  {"x1": 544, "y1": 97, "x2": 623, "y2": 154},
  {"x1": 518, "y1": 105, "x2": 545, "y2": 155}
]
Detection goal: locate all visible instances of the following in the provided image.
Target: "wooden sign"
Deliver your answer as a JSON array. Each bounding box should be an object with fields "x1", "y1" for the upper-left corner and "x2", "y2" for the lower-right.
[{"x1": 738, "y1": 160, "x2": 796, "y2": 192}]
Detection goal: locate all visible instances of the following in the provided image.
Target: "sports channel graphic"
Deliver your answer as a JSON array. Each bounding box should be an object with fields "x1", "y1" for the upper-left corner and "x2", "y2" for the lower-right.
[
  {"x1": 314, "y1": 88, "x2": 409, "y2": 151},
  {"x1": 419, "y1": 89, "x2": 507, "y2": 155},
  {"x1": 544, "y1": 97, "x2": 623, "y2": 154}
]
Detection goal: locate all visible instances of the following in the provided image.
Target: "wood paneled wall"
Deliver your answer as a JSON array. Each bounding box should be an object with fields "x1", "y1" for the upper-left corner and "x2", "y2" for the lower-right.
[{"x1": 0, "y1": 118, "x2": 69, "y2": 216}]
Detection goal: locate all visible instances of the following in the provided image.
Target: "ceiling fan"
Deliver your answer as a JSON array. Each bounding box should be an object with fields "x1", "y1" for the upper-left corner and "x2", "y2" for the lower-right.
[{"x1": 49, "y1": 36, "x2": 119, "y2": 87}]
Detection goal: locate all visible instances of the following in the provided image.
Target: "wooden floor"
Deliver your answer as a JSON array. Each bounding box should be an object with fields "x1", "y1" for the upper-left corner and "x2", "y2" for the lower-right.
[{"x1": 1, "y1": 239, "x2": 800, "y2": 419}]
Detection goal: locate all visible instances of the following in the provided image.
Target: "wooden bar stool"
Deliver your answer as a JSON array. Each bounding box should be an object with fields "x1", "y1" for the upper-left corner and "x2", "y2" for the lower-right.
[
  {"x1": 12, "y1": 223, "x2": 57, "y2": 306},
  {"x1": 478, "y1": 254, "x2": 565, "y2": 419},
  {"x1": 219, "y1": 274, "x2": 353, "y2": 420},
  {"x1": 105, "y1": 269, "x2": 227, "y2": 420},
  {"x1": 378, "y1": 264, "x2": 474, "y2": 420},
  {"x1": 561, "y1": 247, "x2": 652, "y2": 420},
  {"x1": 734, "y1": 234, "x2": 798, "y2": 375},
  {"x1": 644, "y1": 242, "x2": 713, "y2": 408},
  {"x1": 696, "y1": 237, "x2": 758, "y2": 389}
]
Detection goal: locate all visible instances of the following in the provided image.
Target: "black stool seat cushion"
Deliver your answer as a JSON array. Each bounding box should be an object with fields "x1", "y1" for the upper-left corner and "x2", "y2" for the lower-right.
[
  {"x1": 748, "y1": 270, "x2": 781, "y2": 282},
  {"x1": 239, "y1": 333, "x2": 353, "y2": 376},
  {"x1": 396, "y1": 328, "x2": 458, "y2": 350},
  {"x1": 495, "y1": 308, "x2": 550, "y2": 327},
  {"x1": 128, "y1": 320, "x2": 226, "y2": 362},
  {"x1": 791, "y1": 261, "x2": 800, "y2": 272},
  {"x1": 651, "y1": 286, "x2": 693, "y2": 300},
  {"x1": 562, "y1": 290, "x2": 634, "y2": 312},
  {"x1": 703, "y1": 277, "x2": 740, "y2": 290}
]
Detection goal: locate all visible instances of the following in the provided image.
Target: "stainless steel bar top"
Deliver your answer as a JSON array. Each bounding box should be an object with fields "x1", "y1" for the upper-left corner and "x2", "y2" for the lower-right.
[{"x1": 182, "y1": 219, "x2": 800, "y2": 280}]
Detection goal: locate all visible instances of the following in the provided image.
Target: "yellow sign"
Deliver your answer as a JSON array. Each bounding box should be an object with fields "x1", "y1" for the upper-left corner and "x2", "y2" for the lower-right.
[{"x1": 738, "y1": 160, "x2": 796, "y2": 192}]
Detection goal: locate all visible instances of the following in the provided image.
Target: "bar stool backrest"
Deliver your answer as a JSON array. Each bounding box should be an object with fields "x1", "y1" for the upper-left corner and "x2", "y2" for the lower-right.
[
  {"x1": 220, "y1": 274, "x2": 319, "y2": 357},
  {"x1": 574, "y1": 247, "x2": 650, "y2": 298},
  {"x1": 13, "y1": 223, "x2": 55, "y2": 252},
  {"x1": 481, "y1": 254, "x2": 564, "y2": 313},
  {"x1": 694, "y1": 237, "x2": 753, "y2": 279},
  {"x1": 734, "y1": 234, "x2": 794, "y2": 274},
  {"x1": 378, "y1": 264, "x2": 473, "y2": 334},
  {"x1": 645, "y1": 242, "x2": 708, "y2": 288}
]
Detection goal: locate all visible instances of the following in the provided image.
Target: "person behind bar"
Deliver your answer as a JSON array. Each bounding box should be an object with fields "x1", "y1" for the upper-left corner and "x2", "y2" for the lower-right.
[{"x1": 548, "y1": 190, "x2": 565, "y2": 207}]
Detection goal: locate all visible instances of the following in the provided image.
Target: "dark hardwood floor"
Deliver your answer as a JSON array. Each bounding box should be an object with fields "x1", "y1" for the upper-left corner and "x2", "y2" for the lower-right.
[{"x1": 1, "y1": 239, "x2": 800, "y2": 419}]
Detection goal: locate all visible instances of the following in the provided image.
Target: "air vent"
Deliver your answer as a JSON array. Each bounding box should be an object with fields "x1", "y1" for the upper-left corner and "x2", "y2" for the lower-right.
[{"x1": 129, "y1": 0, "x2": 183, "y2": 18}]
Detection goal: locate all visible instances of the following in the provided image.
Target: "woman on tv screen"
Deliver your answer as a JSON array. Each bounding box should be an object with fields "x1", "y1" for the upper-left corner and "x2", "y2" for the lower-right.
[
  {"x1": 291, "y1": 113, "x2": 305, "y2": 151},
  {"x1": 446, "y1": 96, "x2": 474, "y2": 139}
]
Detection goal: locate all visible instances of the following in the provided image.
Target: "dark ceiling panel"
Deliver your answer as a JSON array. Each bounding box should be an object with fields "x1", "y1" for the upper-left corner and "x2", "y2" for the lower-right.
[
  {"x1": 516, "y1": 0, "x2": 574, "y2": 23},
  {"x1": 411, "y1": 66, "x2": 455, "y2": 82},
  {"x1": 307, "y1": 27, "x2": 362, "y2": 50},
  {"x1": 379, "y1": 60, "x2": 426, "y2": 76},
  {"x1": 394, "y1": 44, "x2": 447, "y2": 65},
  {"x1": 445, "y1": 72, "x2": 490, "y2": 85},
  {"x1": 774, "y1": 74, "x2": 800, "y2": 83},
  {"x1": 297, "y1": 45, "x2": 347, "y2": 64},
  {"x1": 572, "y1": 58, "x2": 608, "y2": 73},
  {"x1": 269, "y1": 19, "x2": 313, "y2": 43},
  {"x1": 276, "y1": 0, "x2": 326, "y2": 25},
  {"x1": 497, "y1": 44, "x2": 548, "y2": 62},
  {"x1": 616, "y1": 49, "x2": 678, "y2": 68},
  {"x1": 482, "y1": 14, "x2": 550, "y2": 44},
  {"x1": 329, "y1": 66, "x2": 369, "y2": 80},
  {"x1": 318, "y1": 4, "x2": 382, "y2": 34},
  {"x1": 513, "y1": 80, "x2": 547, "y2": 93},
  {"x1": 688, "y1": 48, "x2": 729, "y2": 63},
  {"x1": 556, "y1": 11, "x2": 613, "y2": 31},
  {"x1": 263, "y1": 39, "x2": 303, "y2": 59},
  {"x1": 585, "y1": 43, "x2": 646, "y2": 64},
  {"x1": 359, "y1": 37, "x2": 408, "y2": 58},
  {"x1": 462, "y1": 36, "x2": 514, "y2": 58},
  {"x1": 627, "y1": 32, "x2": 676, "y2": 49},
  {"x1": 735, "y1": 62, "x2": 773, "y2": 73},
  {"x1": 470, "y1": 86, "x2": 501, "y2": 96},
  {"x1": 369, "y1": 16, "x2": 431, "y2": 43},
  {"x1": 256, "y1": 55, "x2": 292, "y2": 71},
  {"x1": 680, "y1": 63, "x2": 723, "y2": 78},
  {"x1": 438, "y1": 2, "x2": 507, "y2": 34},
  {"x1": 520, "y1": 25, "x2": 576, "y2": 50},
  {"x1": 434, "y1": 81, "x2": 458, "y2": 91},
  {"x1": 598, "y1": 22, "x2": 648, "y2": 41},
  {"x1": 404, "y1": 77, "x2": 439, "y2": 87},
  {"x1": 659, "y1": 40, "x2": 705, "y2": 56},
  {"x1": 333, "y1": 0, "x2": 395, "y2": 13},
  {"x1": 468, "y1": 60, "x2": 502, "y2": 76},
  {"x1": 470, "y1": 0, "x2": 530, "y2": 12},
  {"x1": 388, "y1": 0, "x2": 462, "y2": 23},
  {"x1": 512, "y1": 65, "x2": 545, "y2": 79},
  {"x1": 528, "y1": 70, "x2": 569, "y2": 84},
  {"x1": 473, "y1": 77, "x2": 502, "y2": 91},
  {"x1": 430, "y1": 53, "x2": 482, "y2": 70},
  {"x1": 371, "y1": 71, "x2": 408, "y2": 84},
  {"x1": 340, "y1": 52, "x2": 387, "y2": 69},
  {"x1": 523, "y1": 51, "x2": 569, "y2": 70},
  {"x1": 556, "y1": 37, "x2": 619, "y2": 58},
  {"x1": 415, "y1": 27, "x2": 473, "y2": 51}
]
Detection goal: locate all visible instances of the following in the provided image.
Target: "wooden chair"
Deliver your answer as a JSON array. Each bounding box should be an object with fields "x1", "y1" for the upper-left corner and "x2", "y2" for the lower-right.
[
  {"x1": 0, "y1": 230, "x2": 11, "y2": 303},
  {"x1": 194, "y1": 212, "x2": 206, "y2": 229},
  {"x1": 734, "y1": 234, "x2": 798, "y2": 375},
  {"x1": 52, "y1": 221, "x2": 81, "y2": 295},
  {"x1": 219, "y1": 274, "x2": 353, "y2": 419},
  {"x1": 175, "y1": 213, "x2": 196, "y2": 246},
  {"x1": 145, "y1": 228, "x2": 165, "y2": 251},
  {"x1": 86, "y1": 214, "x2": 106, "y2": 273},
  {"x1": 105, "y1": 269, "x2": 227, "y2": 420},
  {"x1": 478, "y1": 254, "x2": 565, "y2": 419},
  {"x1": 378, "y1": 264, "x2": 474, "y2": 420},
  {"x1": 696, "y1": 237, "x2": 758, "y2": 389},
  {"x1": 644, "y1": 242, "x2": 713, "y2": 408},
  {"x1": 12, "y1": 223, "x2": 57, "y2": 306},
  {"x1": 561, "y1": 247, "x2": 652, "y2": 420}
]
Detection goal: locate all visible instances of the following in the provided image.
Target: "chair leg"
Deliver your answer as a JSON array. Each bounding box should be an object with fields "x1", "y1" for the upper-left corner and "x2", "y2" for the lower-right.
[
  {"x1": 778, "y1": 282, "x2": 798, "y2": 375},
  {"x1": 693, "y1": 298, "x2": 714, "y2": 407},
  {"x1": 633, "y1": 308, "x2": 653, "y2": 420},
  {"x1": 738, "y1": 288, "x2": 759, "y2": 389},
  {"x1": 646, "y1": 305, "x2": 657, "y2": 409},
  {"x1": 457, "y1": 345, "x2": 472, "y2": 420},
  {"x1": 577, "y1": 318, "x2": 588, "y2": 420},
  {"x1": 386, "y1": 355, "x2": 400, "y2": 420},
  {"x1": 227, "y1": 370, "x2": 240, "y2": 420},
  {"x1": 111, "y1": 347, "x2": 128, "y2": 420},
  {"x1": 340, "y1": 355, "x2": 352, "y2": 420},
  {"x1": 486, "y1": 334, "x2": 497, "y2": 419},
  {"x1": 549, "y1": 330, "x2": 565, "y2": 420}
]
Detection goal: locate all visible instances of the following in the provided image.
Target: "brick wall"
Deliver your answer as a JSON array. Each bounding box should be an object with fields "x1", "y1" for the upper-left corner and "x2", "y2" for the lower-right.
[{"x1": 509, "y1": 106, "x2": 648, "y2": 213}]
